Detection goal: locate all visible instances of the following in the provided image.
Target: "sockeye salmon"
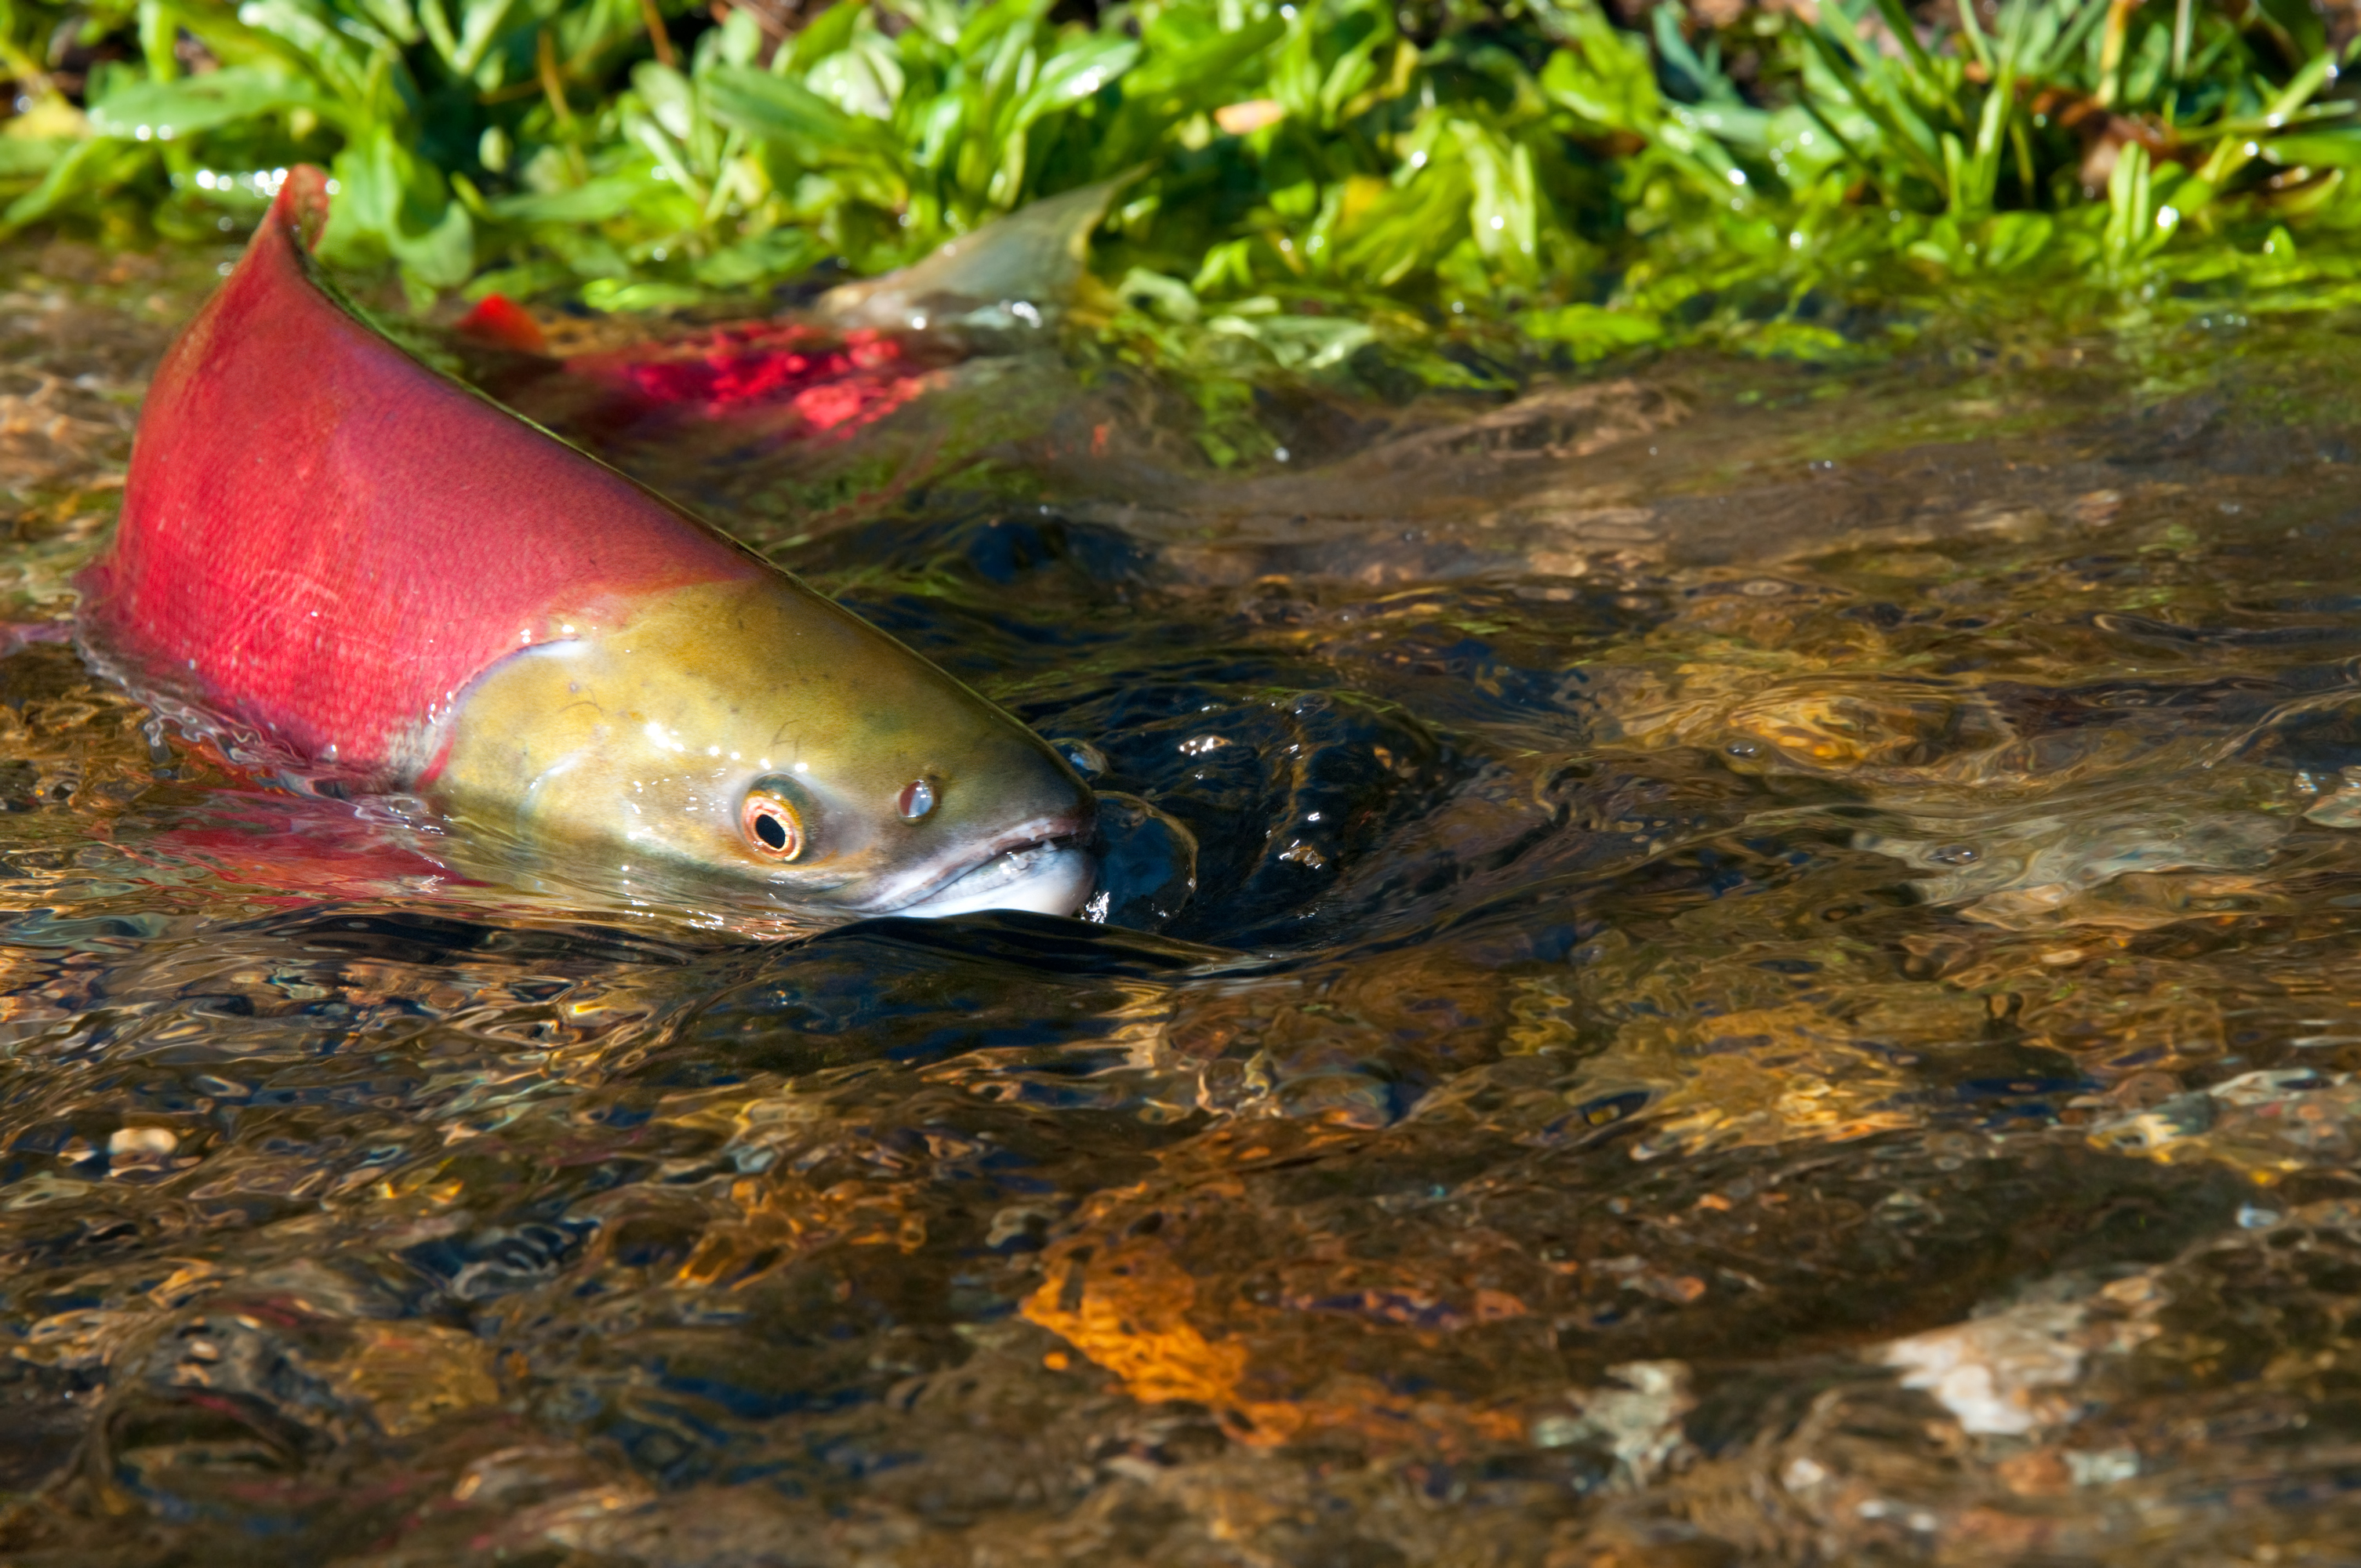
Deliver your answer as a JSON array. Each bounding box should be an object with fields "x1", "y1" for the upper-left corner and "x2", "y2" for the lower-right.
[
  {"x1": 446, "y1": 178, "x2": 1120, "y2": 504},
  {"x1": 75, "y1": 166, "x2": 1098, "y2": 920}
]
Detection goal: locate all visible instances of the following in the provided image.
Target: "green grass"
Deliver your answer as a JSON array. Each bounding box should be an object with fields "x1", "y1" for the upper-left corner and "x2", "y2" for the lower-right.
[{"x1": 3, "y1": 0, "x2": 2360, "y2": 397}]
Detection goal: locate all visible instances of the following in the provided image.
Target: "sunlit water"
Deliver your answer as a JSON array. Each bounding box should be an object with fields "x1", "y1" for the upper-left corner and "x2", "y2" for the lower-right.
[{"x1": 2, "y1": 249, "x2": 2361, "y2": 1563}]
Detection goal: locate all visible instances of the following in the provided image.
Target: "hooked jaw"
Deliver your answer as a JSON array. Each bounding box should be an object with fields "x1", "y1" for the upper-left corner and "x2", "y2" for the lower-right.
[
  {"x1": 862, "y1": 804, "x2": 1097, "y2": 918},
  {"x1": 828, "y1": 709, "x2": 1099, "y2": 916}
]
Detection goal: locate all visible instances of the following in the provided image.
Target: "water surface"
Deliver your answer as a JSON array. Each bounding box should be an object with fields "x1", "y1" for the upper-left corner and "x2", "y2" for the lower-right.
[{"x1": 1, "y1": 256, "x2": 2359, "y2": 1563}]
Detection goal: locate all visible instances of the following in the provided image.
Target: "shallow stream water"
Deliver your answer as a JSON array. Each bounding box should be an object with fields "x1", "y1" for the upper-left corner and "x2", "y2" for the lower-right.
[{"x1": 2, "y1": 248, "x2": 2361, "y2": 1563}]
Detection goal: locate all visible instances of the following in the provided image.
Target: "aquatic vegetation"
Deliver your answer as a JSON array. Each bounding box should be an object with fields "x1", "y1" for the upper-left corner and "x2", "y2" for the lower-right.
[{"x1": 0, "y1": 0, "x2": 2354, "y2": 356}]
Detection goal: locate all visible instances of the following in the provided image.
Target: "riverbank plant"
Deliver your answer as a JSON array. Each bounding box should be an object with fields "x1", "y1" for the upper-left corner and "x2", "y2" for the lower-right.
[{"x1": 0, "y1": 0, "x2": 2357, "y2": 373}]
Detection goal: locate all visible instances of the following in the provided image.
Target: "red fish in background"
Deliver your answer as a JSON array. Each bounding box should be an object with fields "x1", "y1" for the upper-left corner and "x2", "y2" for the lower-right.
[
  {"x1": 454, "y1": 292, "x2": 549, "y2": 356},
  {"x1": 503, "y1": 318, "x2": 940, "y2": 444},
  {"x1": 452, "y1": 181, "x2": 1116, "y2": 458},
  {"x1": 76, "y1": 167, "x2": 1099, "y2": 920}
]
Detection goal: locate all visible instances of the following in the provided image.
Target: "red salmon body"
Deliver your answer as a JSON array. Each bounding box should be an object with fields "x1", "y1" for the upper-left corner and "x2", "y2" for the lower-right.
[
  {"x1": 77, "y1": 169, "x2": 763, "y2": 780},
  {"x1": 565, "y1": 321, "x2": 929, "y2": 426}
]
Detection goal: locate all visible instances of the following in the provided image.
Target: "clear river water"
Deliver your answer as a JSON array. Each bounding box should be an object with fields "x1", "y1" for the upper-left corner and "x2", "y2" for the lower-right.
[{"x1": 0, "y1": 243, "x2": 2358, "y2": 1565}]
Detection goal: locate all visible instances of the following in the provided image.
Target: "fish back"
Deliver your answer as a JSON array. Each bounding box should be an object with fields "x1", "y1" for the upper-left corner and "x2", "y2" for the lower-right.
[{"x1": 77, "y1": 167, "x2": 761, "y2": 779}]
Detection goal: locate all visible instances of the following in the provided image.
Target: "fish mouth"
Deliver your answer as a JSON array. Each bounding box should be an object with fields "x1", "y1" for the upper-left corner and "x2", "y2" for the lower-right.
[{"x1": 885, "y1": 812, "x2": 1097, "y2": 919}]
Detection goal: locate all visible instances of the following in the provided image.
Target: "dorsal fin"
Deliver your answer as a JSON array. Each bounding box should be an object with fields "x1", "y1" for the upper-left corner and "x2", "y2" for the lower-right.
[
  {"x1": 285, "y1": 164, "x2": 332, "y2": 252},
  {"x1": 817, "y1": 176, "x2": 1132, "y2": 332}
]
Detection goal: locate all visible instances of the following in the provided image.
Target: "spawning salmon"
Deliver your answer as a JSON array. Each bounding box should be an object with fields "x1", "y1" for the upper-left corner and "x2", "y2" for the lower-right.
[{"x1": 75, "y1": 166, "x2": 1098, "y2": 920}]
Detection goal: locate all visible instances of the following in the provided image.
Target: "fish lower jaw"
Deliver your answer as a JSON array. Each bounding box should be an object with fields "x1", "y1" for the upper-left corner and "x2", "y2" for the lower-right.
[{"x1": 890, "y1": 833, "x2": 1097, "y2": 919}]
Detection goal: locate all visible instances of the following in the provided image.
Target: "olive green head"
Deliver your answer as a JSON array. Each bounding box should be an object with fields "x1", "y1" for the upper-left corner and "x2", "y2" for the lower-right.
[{"x1": 427, "y1": 578, "x2": 1096, "y2": 917}]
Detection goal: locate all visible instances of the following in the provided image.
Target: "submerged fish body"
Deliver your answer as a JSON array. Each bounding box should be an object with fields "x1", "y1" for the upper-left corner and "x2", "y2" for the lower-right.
[
  {"x1": 77, "y1": 168, "x2": 1096, "y2": 920},
  {"x1": 456, "y1": 178, "x2": 1122, "y2": 459}
]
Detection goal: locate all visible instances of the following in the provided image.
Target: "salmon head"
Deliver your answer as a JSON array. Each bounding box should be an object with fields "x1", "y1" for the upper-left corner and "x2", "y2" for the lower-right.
[
  {"x1": 427, "y1": 579, "x2": 1099, "y2": 918},
  {"x1": 78, "y1": 166, "x2": 1097, "y2": 920}
]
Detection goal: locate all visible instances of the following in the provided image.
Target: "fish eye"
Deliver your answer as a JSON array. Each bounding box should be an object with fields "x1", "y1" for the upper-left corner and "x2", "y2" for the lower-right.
[
  {"x1": 741, "y1": 789, "x2": 805, "y2": 860},
  {"x1": 899, "y1": 779, "x2": 936, "y2": 821}
]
